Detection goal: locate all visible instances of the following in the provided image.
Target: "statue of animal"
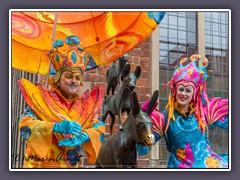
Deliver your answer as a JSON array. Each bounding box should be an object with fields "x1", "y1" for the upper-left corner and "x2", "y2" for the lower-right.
[
  {"x1": 102, "y1": 63, "x2": 141, "y2": 133},
  {"x1": 95, "y1": 90, "x2": 159, "y2": 168},
  {"x1": 106, "y1": 54, "x2": 129, "y2": 95}
]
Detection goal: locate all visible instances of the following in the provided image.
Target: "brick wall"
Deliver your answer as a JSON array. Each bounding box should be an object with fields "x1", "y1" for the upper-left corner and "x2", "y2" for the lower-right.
[{"x1": 81, "y1": 37, "x2": 152, "y2": 168}]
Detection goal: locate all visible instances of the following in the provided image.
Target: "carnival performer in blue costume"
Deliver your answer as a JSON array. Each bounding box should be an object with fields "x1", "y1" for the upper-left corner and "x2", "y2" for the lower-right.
[{"x1": 138, "y1": 54, "x2": 229, "y2": 168}]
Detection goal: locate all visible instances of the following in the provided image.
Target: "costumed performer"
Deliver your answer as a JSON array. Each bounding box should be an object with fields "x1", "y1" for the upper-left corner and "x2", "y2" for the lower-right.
[
  {"x1": 18, "y1": 35, "x2": 105, "y2": 168},
  {"x1": 138, "y1": 54, "x2": 229, "y2": 168}
]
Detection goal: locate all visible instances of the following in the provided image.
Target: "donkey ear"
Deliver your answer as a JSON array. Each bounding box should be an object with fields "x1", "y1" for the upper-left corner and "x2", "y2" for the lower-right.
[
  {"x1": 121, "y1": 64, "x2": 130, "y2": 80},
  {"x1": 131, "y1": 92, "x2": 140, "y2": 117},
  {"x1": 146, "y1": 90, "x2": 159, "y2": 115},
  {"x1": 134, "y1": 66, "x2": 141, "y2": 79}
]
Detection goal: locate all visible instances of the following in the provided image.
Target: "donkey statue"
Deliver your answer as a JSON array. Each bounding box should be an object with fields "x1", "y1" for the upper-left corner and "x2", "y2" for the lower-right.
[
  {"x1": 106, "y1": 54, "x2": 129, "y2": 95},
  {"x1": 96, "y1": 90, "x2": 159, "y2": 168},
  {"x1": 102, "y1": 63, "x2": 141, "y2": 133}
]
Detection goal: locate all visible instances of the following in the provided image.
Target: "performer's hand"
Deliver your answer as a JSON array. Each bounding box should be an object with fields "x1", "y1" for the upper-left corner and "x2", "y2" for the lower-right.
[
  {"x1": 58, "y1": 132, "x2": 90, "y2": 147},
  {"x1": 53, "y1": 120, "x2": 82, "y2": 135},
  {"x1": 137, "y1": 144, "x2": 151, "y2": 156}
]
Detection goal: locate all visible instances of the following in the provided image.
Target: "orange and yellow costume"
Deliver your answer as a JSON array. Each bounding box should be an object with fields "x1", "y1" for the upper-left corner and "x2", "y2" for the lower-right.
[{"x1": 18, "y1": 35, "x2": 105, "y2": 168}]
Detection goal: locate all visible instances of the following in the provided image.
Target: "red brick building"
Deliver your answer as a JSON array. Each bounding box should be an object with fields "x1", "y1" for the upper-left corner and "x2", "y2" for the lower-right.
[{"x1": 80, "y1": 36, "x2": 152, "y2": 168}]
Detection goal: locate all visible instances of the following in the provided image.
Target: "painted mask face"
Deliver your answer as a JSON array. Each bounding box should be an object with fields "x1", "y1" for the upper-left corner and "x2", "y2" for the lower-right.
[
  {"x1": 176, "y1": 81, "x2": 195, "y2": 110},
  {"x1": 57, "y1": 70, "x2": 82, "y2": 99}
]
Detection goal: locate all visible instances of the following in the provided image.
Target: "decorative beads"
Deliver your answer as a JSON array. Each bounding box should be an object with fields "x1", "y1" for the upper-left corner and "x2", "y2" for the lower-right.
[{"x1": 20, "y1": 126, "x2": 31, "y2": 140}]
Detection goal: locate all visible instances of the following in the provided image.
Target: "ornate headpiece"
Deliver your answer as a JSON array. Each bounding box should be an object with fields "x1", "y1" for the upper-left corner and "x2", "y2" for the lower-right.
[
  {"x1": 172, "y1": 54, "x2": 212, "y2": 87},
  {"x1": 48, "y1": 35, "x2": 90, "y2": 75}
]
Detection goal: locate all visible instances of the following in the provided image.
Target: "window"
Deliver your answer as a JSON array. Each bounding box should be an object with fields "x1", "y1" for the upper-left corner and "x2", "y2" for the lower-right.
[
  {"x1": 205, "y1": 12, "x2": 229, "y2": 155},
  {"x1": 159, "y1": 12, "x2": 198, "y2": 166}
]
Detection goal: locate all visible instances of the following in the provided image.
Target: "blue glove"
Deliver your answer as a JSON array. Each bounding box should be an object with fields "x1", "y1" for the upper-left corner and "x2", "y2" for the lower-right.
[
  {"x1": 137, "y1": 144, "x2": 151, "y2": 156},
  {"x1": 153, "y1": 132, "x2": 160, "y2": 144},
  {"x1": 53, "y1": 120, "x2": 82, "y2": 136},
  {"x1": 58, "y1": 132, "x2": 90, "y2": 147}
]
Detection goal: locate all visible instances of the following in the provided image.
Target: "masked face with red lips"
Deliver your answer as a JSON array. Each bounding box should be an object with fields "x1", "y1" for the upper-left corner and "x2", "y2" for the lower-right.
[
  {"x1": 175, "y1": 80, "x2": 195, "y2": 112},
  {"x1": 57, "y1": 70, "x2": 82, "y2": 99}
]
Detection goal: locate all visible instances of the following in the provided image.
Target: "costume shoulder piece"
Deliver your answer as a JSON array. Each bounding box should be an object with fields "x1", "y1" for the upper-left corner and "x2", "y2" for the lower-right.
[
  {"x1": 204, "y1": 97, "x2": 228, "y2": 125},
  {"x1": 18, "y1": 78, "x2": 103, "y2": 128},
  {"x1": 18, "y1": 78, "x2": 103, "y2": 141},
  {"x1": 141, "y1": 101, "x2": 165, "y2": 137},
  {"x1": 18, "y1": 78, "x2": 64, "y2": 123},
  {"x1": 77, "y1": 85, "x2": 103, "y2": 129}
]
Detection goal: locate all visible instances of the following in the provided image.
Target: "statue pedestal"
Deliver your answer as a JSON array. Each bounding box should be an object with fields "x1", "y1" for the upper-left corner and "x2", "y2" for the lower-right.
[{"x1": 148, "y1": 159, "x2": 160, "y2": 168}]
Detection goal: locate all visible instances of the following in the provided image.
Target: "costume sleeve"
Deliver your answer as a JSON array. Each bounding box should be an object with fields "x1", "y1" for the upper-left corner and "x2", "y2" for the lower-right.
[
  {"x1": 19, "y1": 106, "x2": 54, "y2": 158},
  {"x1": 150, "y1": 109, "x2": 165, "y2": 139},
  {"x1": 141, "y1": 101, "x2": 165, "y2": 139},
  {"x1": 210, "y1": 116, "x2": 229, "y2": 130},
  {"x1": 81, "y1": 116, "x2": 106, "y2": 164},
  {"x1": 204, "y1": 97, "x2": 229, "y2": 130}
]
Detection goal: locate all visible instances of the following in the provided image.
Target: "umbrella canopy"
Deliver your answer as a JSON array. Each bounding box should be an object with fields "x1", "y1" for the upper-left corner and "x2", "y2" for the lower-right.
[{"x1": 11, "y1": 11, "x2": 165, "y2": 74}]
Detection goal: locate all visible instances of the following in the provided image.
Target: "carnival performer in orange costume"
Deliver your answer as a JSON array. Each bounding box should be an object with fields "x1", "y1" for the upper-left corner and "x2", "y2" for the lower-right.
[{"x1": 18, "y1": 35, "x2": 105, "y2": 168}]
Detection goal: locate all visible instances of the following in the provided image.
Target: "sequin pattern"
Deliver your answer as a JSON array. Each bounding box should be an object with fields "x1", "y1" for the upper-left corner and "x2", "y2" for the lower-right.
[
  {"x1": 99, "y1": 134, "x2": 105, "y2": 143},
  {"x1": 165, "y1": 110, "x2": 228, "y2": 168},
  {"x1": 67, "y1": 146, "x2": 81, "y2": 167},
  {"x1": 19, "y1": 106, "x2": 37, "y2": 121},
  {"x1": 20, "y1": 126, "x2": 31, "y2": 140}
]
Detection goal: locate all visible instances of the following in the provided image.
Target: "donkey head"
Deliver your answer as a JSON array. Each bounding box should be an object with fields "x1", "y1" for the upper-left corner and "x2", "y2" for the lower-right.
[
  {"x1": 121, "y1": 65, "x2": 141, "y2": 90},
  {"x1": 130, "y1": 91, "x2": 159, "y2": 147}
]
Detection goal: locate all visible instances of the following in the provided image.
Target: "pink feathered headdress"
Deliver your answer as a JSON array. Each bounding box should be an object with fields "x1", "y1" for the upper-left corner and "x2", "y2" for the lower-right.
[{"x1": 165, "y1": 54, "x2": 212, "y2": 133}]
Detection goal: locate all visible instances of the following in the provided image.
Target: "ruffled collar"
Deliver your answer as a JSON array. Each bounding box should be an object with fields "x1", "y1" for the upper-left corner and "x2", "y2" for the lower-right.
[
  {"x1": 174, "y1": 101, "x2": 196, "y2": 117},
  {"x1": 50, "y1": 84, "x2": 80, "y2": 110}
]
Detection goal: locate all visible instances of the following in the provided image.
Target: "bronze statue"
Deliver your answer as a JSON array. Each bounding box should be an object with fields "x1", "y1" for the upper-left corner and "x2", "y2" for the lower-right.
[
  {"x1": 96, "y1": 91, "x2": 158, "y2": 168},
  {"x1": 106, "y1": 54, "x2": 129, "y2": 95},
  {"x1": 102, "y1": 63, "x2": 141, "y2": 133}
]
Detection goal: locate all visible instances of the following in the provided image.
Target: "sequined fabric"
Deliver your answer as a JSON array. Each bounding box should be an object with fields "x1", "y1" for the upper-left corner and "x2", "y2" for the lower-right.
[{"x1": 165, "y1": 110, "x2": 228, "y2": 168}]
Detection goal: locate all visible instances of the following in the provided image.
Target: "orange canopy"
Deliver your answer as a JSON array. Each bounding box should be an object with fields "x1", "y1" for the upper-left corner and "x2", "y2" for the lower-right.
[{"x1": 11, "y1": 11, "x2": 165, "y2": 74}]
